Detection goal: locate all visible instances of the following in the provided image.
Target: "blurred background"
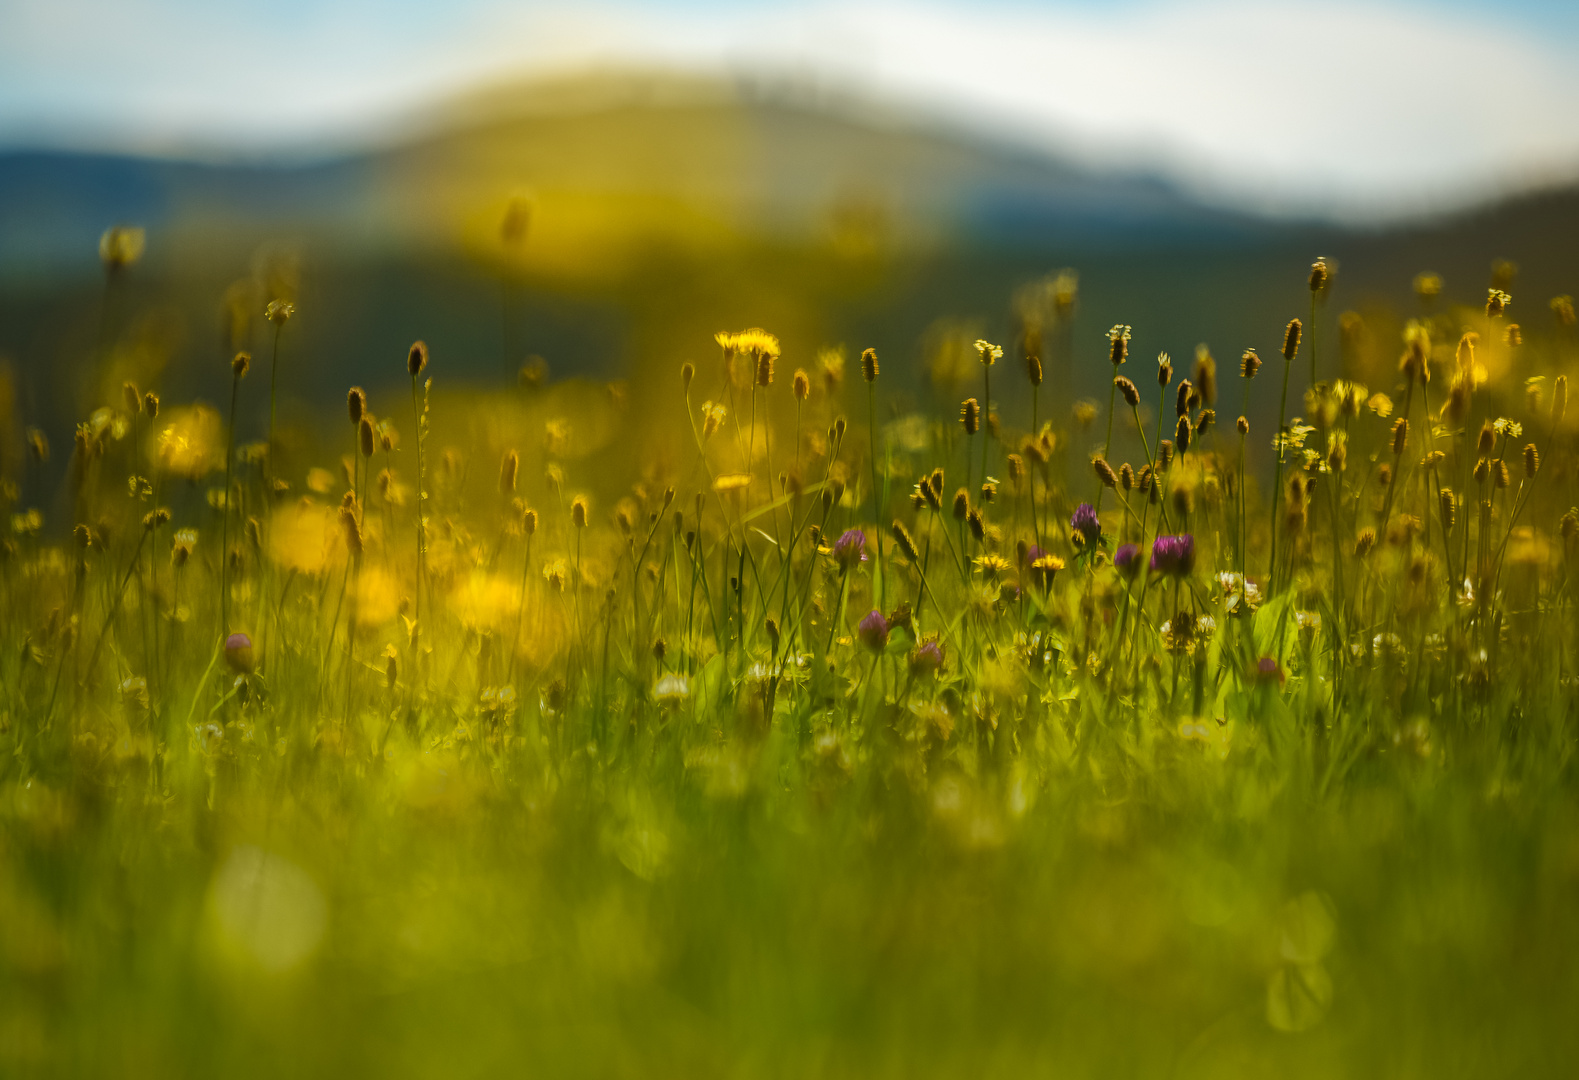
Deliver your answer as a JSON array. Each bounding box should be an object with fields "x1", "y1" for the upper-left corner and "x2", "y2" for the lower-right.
[{"x1": 3, "y1": 0, "x2": 1579, "y2": 481}]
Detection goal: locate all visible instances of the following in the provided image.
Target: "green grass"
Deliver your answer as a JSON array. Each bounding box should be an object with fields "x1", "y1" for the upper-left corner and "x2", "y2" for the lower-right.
[{"x1": 2, "y1": 251, "x2": 1578, "y2": 1077}]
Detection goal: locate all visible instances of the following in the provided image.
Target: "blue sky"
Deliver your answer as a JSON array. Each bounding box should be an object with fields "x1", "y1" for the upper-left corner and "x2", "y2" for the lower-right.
[{"x1": 3, "y1": 0, "x2": 1578, "y2": 217}]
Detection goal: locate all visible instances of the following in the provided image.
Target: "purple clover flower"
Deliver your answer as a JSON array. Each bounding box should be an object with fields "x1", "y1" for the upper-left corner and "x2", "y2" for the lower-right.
[
  {"x1": 1149, "y1": 534, "x2": 1196, "y2": 577},
  {"x1": 1113, "y1": 542, "x2": 1141, "y2": 577},
  {"x1": 1070, "y1": 503, "x2": 1101, "y2": 546},
  {"x1": 857, "y1": 609, "x2": 890, "y2": 652},
  {"x1": 833, "y1": 528, "x2": 867, "y2": 571},
  {"x1": 910, "y1": 639, "x2": 945, "y2": 677},
  {"x1": 224, "y1": 632, "x2": 254, "y2": 673}
]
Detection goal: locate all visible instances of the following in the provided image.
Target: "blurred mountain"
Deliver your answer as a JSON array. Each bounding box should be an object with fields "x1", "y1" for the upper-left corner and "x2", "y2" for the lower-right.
[{"x1": 1, "y1": 70, "x2": 1576, "y2": 440}]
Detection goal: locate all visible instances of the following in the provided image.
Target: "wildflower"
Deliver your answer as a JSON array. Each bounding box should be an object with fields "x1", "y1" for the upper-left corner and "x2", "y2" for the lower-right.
[
  {"x1": 909, "y1": 639, "x2": 945, "y2": 678},
  {"x1": 654, "y1": 673, "x2": 689, "y2": 706},
  {"x1": 974, "y1": 339, "x2": 1002, "y2": 365},
  {"x1": 99, "y1": 225, "x2": 146, "y2": 271},
  {"x1": 1031, "y1": 553, "x2": 1064, "y2": 592},
  {"x1": 833, "y1": 528, "x2": 867, "y2": 570},
  {"x1": 701, "y1": 401, "x2": 727, "y2": 439},
  {"x1": 1157, "y1": 351, "x2": 1173, "y2": 386},
  {"x1": 144, "y1": 392, "x2": 159, "y2": 419},
  {"x1": 1149, "y1": 534, "x2": 1195, "y2": 577},
  {"x1": 1175, "y1": 414, "x2": 1192, "y2": 455},
  {"x1": 1493, "y1": 417, "x2": 1523, "y2": 440},
  {"x1": 1240, "y1": 349, "x2": 1260, "y2": 379},
  {"x1": 224, "y1": 632, "x2": 255, "y2": 674},
  {"x1": 1114, "y1": 543, "x2": 1141, "y2": 578},
  {"x1": 1355, "y1": 529, "x2": 1376, "y2": 557},
  {"x1": 1486, "y1": 289, "x2": 1510, "y2": 318},
  {"x1": 713, "y1": 473, "x2": 751, "y2": 494},
  {"x1": 1254, "y1": 656, "x2": 1284, "y2": 684},
  {"x1": 857, "y1": 609, "x2": 889, "y2": 652},
  {"x1": 1074, "y1": 401, "x2": 1098, "y2": 426},
  {"x1": 1070, "y1": 503, "x2": 1101, "y2": 546},
  {"x1": 265, "y1": 299, "x2": 295, "y2": 325},
  {"x1": 1368, "y1": 393, "x2": 1393, "y2": 418},
  {"x1": 975, "y1": 553, "x2": 1011, "y2": 578}
]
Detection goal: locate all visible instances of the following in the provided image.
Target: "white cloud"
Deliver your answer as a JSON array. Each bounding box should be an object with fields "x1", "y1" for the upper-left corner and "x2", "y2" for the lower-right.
[{"x1": 3, "y1": 0, "x2": 1577, "y2": 217}]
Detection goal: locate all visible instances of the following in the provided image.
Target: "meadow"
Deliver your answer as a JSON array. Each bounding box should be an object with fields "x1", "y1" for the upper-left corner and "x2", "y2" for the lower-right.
[{"x1": 2, "y1": 219, "x2": 1578, "y2": 1078}]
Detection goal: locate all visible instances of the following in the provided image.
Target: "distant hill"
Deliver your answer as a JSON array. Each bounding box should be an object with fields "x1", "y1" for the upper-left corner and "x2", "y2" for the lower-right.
[{"x1": 1, "y1": 70, "x2": 1575, "y2": 448}]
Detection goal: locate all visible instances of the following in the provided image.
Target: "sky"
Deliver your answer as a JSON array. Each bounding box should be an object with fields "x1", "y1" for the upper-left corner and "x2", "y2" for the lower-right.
[{"x1": 3, "y1": 0, "x2": 1579, "y2": 219}]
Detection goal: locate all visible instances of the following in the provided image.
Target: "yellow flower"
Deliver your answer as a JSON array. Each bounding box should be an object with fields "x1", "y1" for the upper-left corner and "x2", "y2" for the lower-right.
[{"x1": 155, "y1": 405, "x2": 222, "y2": 479}]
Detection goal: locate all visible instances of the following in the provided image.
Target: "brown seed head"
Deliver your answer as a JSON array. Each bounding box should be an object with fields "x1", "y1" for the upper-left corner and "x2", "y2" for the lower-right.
[
  {"x1": 1390, "y1": 418, "x2": 1409, "y2": 456},
  {"x1": 1439, "y1": 487, "x2": 1456, "y2": 531},
  {"x1": 967, "y1": 508, "x2": 985, "y2": 542},
  {"x1": 1108, "y1": 325, "x2": 1131, "y2": 366},
  {"x1": 1158, "y1": 439, "x2": 1174, "y2": 470},
  {"x1": 1119, "y1": 462, "x2": 1135, "y2": 490},
  {"x1": 1524, "y1": 443, "x2": 1539, "y2": 479},
  {"x1": 891, "y1": 520, "x2": 920, "y2": 562},
  {"x1": 1174, "y1": 414, "x2": 1191, "y2": 455},
  {"x1": 1494, "y1": 460, "x2": 1510, "y2": 489},
  {"x1": 1552, "y1": 295, "x2": 1577, "y2": 327},
  {"x1": 232, "y1": 351, "x2": 250, "y2": 378},
  {"x1": 952, "y1": 488, "x2": 970, "y2": 522},
  {"x1": 1175, "y1": 379, "x2": 1193, "y2": 417},
  {"x1": 1240, "y1": 348, "x2": 1261, "y2": 379},
  {"x1": 1282, "y1": 319, "x2": 1302, "y2": 363},
  {"x1": 1309, "y1": 257, "x2": 1330, "y2": 294},
  {"x1": 1026, "y1": 354, "x2": 1043, "y2": 387},
  {"x1": 861, "y1": 348, "x2": 879, "y2": 383},
  {"x1": 1093, "y1": 457, "x2": 1117, "y2": 488},
  {"x1": 359, "y1": 417, "x2": 375, "y2": 458},
  {"x1": 1195, "y1": 408, "x2": 1215, "y2": 437},
  {"x1": 1115, "y1": 375, "x2": 1140, "y2": 408},
  {"x1": 1237, "y1": 415, "x2": 1249, "y2": 435},
  {"x1": 123, "y1": 382, "x2": 142, "y2": 415},
  {"x1": 961, "y1": 398, "x2": 980, "y2": 435},
  {"x1": 1355, "y1": 528, "x2": 1376, "y2": 557},
  {"x1": 793, "y1": 369, "x2": 810, "y2": 401},
  {"x1": 756, "y1": 350, "x2": 774, "y2": 387},
  {"x1": 348, "y1": 386, "x2": 366, "y2": 425},
  {"x1": 1553, "y1": 376, "x2": 1567, "y2": 426},
  {"x1": 500, "y1": 450, "x2": 519, "y2": 494},
  {"x1": 143, "y1": 392, "x2": 159, "y2": 419},
  {"x1": 340, "y1": 504, "x2": 362, "y2": 556},
  {"x1": 572, "y1": 496, "x2": 589, "y2": 528},
  {"x1": 1486, "y1": 289, "x2": 1510, "y2": 318},
  {"x1": 1192, "y1": 345, "x2": 1217, "y2": 405},
  {"x1": 1473, "y1": 457, "x2": 1489, "y2": 485},
  {"x1": 1476, "y1": 421, "x2": 1495, "y2": 457},
  {"x1": 1157, "y1": 351, "x2": 1173, "y2": 387},
  {"x1": 408, "y1": 341, "x2": 428, "y2": 376}
]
